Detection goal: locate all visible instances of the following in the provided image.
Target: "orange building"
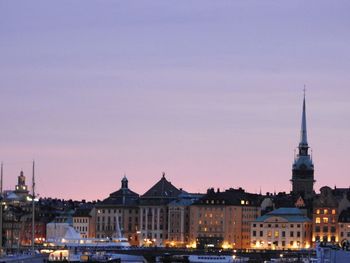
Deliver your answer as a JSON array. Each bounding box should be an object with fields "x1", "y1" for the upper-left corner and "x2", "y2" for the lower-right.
[{"x1": 189, "y1": 188, "x2": 261, "y2": 250}]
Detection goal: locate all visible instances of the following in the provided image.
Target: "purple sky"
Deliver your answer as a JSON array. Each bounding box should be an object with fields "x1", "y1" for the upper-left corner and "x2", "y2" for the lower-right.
[{"x1": 1, "y1": 1, "x2": 350, "y2": 200}]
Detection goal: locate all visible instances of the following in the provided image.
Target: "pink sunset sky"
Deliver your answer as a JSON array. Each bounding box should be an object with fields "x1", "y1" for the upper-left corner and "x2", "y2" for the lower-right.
[{"x1": 1, "y1": 1, "x2": 350, "y2": 200}]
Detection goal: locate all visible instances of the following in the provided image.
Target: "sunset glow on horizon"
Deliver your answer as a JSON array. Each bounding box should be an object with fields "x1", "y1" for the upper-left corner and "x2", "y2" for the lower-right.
[{"x1": 1, "y1": 1, "x2": 350, "y2": 200}]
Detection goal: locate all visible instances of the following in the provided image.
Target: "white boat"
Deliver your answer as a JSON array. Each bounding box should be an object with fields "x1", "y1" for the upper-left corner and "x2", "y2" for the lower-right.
[
  {"x1": 316, "y1": 244, "x2": 350, "y2": 263},
  {"x1": 47, "y1": 226, "x2": 131, "y2": 249},
  {"x1": 188, "y1": 254, "x2": 248, "y2": 263},
  {"x1": 49, "y1": 250, "x2": 146, "y2": 262}
]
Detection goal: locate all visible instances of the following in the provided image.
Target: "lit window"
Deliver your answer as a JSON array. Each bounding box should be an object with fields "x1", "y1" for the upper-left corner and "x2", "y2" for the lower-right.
[
  {"x1": 274, "y1": 231, "x2": 279, "y2": 238},
  {"x1": 323, "y1": 217, "x2": 329, "y2": 223},
  {"x1": 315, "y1": 217, "x2": 321, "y2": 224},
  {"x1": 241, "y1": 200, "x2": 245, "y2": 205},
  {"x1": 267, "y1": 231, "x2": 272, "y2": 237},
  {"x1": 324, "y1": 209, "x2": 328, "y2": 214},
  {"x1": 331, "y1": 209, "x2": 336, "y2": 215},
  {"x1": 316, "y1": 209, "x2": 320, "y2": 214}
]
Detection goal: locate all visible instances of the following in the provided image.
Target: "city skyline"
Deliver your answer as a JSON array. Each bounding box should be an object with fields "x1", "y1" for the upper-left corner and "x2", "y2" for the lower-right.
[{"x1": 1, "y1": 1, "x2": 350, "y2": 200}]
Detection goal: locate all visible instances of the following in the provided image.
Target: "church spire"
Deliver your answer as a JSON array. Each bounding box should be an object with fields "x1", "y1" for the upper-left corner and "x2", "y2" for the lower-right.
[
  {"x1": 299, "y1": 89, "x2": 308, "y2": 147},
  {"x1": 291, "y1": 90, "x2": 315, "y2": 199}
]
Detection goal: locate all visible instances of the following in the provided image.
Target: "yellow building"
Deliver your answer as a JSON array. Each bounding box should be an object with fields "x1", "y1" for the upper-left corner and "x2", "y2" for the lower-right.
[{"x1": 251, "y1": 208, "x2": 312, "y2": 250}]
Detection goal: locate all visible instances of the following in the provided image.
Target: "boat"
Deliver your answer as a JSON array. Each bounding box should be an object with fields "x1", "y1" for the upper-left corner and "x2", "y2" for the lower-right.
[
  {"x1": 48, "y1": 250, "x2": 145, "y2": 262},
  {"x1": 315, "y1": 242, "x2": 350, "y2": 263},
  {"x1": 188, "y1": 254, "x2": 248, "y2": 263},
  {"x1": 46, "y1": 226, "x2": 131, "y2": 249},
  {"x1": 47, "y1": 226, "x2": 145, "y2": 262}
]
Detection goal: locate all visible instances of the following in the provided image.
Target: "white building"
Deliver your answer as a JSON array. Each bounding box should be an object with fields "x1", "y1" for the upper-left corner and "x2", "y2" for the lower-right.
[
  {"x1": 73, "y1": 208, "x2": 93, "y2": 238},
  {"x1": 250, "y1": 208, "x2": 312, "y2": 250}
]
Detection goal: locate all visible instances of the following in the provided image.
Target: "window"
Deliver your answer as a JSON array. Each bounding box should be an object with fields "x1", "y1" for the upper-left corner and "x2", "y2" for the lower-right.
[
  {"x1": 324, "y1": 209, "x2": 328, "y2": 214},
  {"x1": 297, "y1": 231, "x2": 300, "y2": 237},
  {"x1": 331, "y1": 209, "x2": 336, "y2": 215},
  {"x1": 267, "y1": 231, "x2": 272, "y2": 237},
  {"x1": 282, "y1": 231, "x2": 285, "y2": 237},
  {"x1": 315, "y1": 226, "x2": 320, "y2": 232},
  {"x1": 323, "y1": 217, "x2": 329, "y2": 223},
  {"x1": 274, "y1": 231, "x2": 279, "y2": 238},
  {"x1": 315, "y1": 217, "x2": 321, "y2": 224},
  {"x1": 290, "y1": 231, "x2": 294, "y2": 237},
  {"x1": 331, "y1": 226, "x2": 336, "y2": 233},
  {"x1": 253, "y1": 231, "x2": 256, "y2": 237},
  {"x1": 316, "y1": 209, "x2": 320, "y2": 214},
  {"x1": 260, "y1": 231, "x2": 263, "y2": 237}
]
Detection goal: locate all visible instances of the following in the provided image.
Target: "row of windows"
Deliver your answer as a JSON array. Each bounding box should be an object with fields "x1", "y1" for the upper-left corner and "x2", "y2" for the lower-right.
[
  {"x1": 74, "y1": 226, "x2": 88, "y2": 233},
  {"x1": 252, "y1": 230, "x2": 303, "y2": 238},
  {"x1": 141, "y1": 224, "x2": 165, "y2": 230},
  {"x1": 98, "y1": 209, "x2": 138, "y2": 214},
  {"x1": 314, "y1": 236, "x2": 336, "y2": 242},
  {"x1": 141, "y1": 232, "x2": 167, "y2": 239},
  {"x1": 74, "y1": 218, "x2": 88, "y2": 224},
  {"x1": 314, "y1": 226, "x2": 336, "y2": 233},
  {"x1": 253, "y1": 223, "x2": 302, "y2": 228},
  {"x1": 252, "y1": 240, "x2": 301, "y2": 247},
  {"x1": 340, "y1": 232, "x2": 350, "y2": 237},
  {"x1": 315, "y1": 209, "x2": 336, "y2": 215},
  {"x1": 315, "y1": 217, "x2": 337, "y2": 224}
]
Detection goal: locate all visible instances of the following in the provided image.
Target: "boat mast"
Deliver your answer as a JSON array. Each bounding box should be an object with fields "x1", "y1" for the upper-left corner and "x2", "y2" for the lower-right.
[
  {"x1": 32, "y1": 161, "x2": 35, "y2": 251},
  {"x1": 0, "y1": 162, "x2": 3, "y2": 253}
]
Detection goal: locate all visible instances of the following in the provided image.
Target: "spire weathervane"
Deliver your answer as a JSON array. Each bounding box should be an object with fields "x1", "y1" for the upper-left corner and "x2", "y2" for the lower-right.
[{"x1": 300, "y1": 88, "x2": 308, "y2": 147}]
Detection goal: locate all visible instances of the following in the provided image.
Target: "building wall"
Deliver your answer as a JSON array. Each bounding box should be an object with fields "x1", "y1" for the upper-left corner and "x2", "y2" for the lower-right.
[
  {"x1": 312, "y1": 208, "x2": 338, "y2": 244},
  {"x1": 167, "y1": 205, "x2": 189, "y2": 246},
  {"x1": 95, "y1": 206, "x2": 139, "y2": 246},
  {"x1": 338, "y1": 222, "x2": 350, "y2": 245},
  {"x1": 189, "y1": 204, "x2": 260, "y2": 249},
  {"x1": 251, "y1": 217, "x2": 312, "y2": 250},
  {"x1": 139, "y1": 205, "x2": 168, "y2": 246},
  {"x1": 73, "y1": 216, "x2": 90, "y2": 238}
]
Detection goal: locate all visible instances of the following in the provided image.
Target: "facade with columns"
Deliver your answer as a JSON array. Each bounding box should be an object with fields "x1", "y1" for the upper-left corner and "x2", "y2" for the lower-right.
[{"x1": 139, "y1": 173, "x2": 182, "y2": 246}]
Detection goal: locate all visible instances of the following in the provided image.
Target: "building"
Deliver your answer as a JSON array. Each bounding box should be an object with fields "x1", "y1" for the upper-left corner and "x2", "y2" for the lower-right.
[
  {"x1": 312, "y1": 186, "x2": 350, "y2": 245},
  {"x1": 338, "y1": 207, "x2": 350, "y2": 247},
  {"x1": 13, "y1": 171, "x2": 30, "y2": 198},
  {"x1": 73, "y1": 207, "x2": 94, "y2": 238},
  {"x1": 189, "y1": 188, "x2": 261, "y2": 250},
  {"x1": 291, "y1": 94, "x2": 315, "y2": 200},
  {"x1": 167, "y1": 193, "x2": 203, "y2": 247},
  {"x1": 251, "y1": 208, "x2": 312, "y2": 250},
  {"x1": 139, "y1": 173, "x2": 182, "y2": 246},
  {"x1": 94, "y1": 176, "x2": 139, "y2": 245}
]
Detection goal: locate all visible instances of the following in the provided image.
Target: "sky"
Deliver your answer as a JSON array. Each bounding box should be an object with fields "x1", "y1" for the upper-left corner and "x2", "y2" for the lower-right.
[{"x1": 1, "y1": 0, "x2": 350, "y2": 200}]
